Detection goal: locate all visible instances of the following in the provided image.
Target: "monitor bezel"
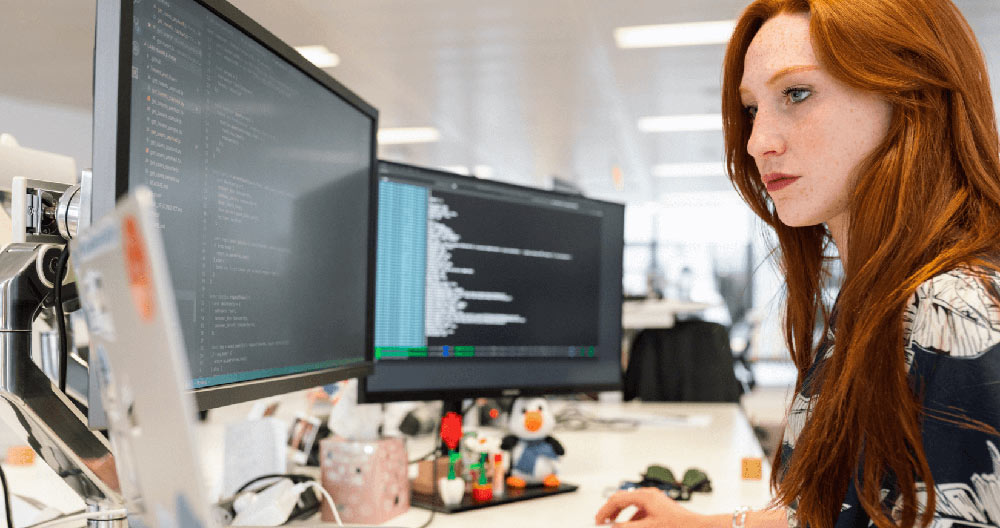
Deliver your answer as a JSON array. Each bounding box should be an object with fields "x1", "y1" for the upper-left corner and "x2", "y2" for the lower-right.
[
  {"x1": 92, "y1": 0, "x2": 377, "y2": 413},
  {"x1": 359, "y1": 160, "x2": 624, "y2": 404}
]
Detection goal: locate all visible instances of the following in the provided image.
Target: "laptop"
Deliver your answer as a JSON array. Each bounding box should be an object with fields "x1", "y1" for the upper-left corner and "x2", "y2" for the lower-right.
[{"x1": 72, "y1": 187, "x2": 389, "y2": 528}]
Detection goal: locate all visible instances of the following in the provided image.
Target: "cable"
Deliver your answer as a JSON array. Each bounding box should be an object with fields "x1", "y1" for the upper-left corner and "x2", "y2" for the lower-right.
[
  {"x1": 0, "y1": 465, "x2": 11, "y2": 528},
  {"x1": 17, "y1": 511, "x2": 85, "y2": 528},
  {"x1": 22, "y1": 509, "x2": 128, "y2": 528},
  {"x1": 233, "y1": 473, "x2": 312, "y2": 495},
  {"x1": 553, "y1": 405, "x2": 640, "y2": 432},
  {"x1": 54, "y1": 245, "x2": 70, "y2": 393},
  {"x1": 305, "y1": 482, "x2": 342, "y2": 527}
]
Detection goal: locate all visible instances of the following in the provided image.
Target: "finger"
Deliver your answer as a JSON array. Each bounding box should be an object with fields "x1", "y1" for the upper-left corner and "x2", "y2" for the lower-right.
[
  {"x1": 594, "y1": 504, "x2": 625, "y2": 524},
  {"x1": 596, "y1": 496, "x2": 657, "y2": 524},
  {"x1": 595, "y1": 491, "x2": 644, "y2": 523}
]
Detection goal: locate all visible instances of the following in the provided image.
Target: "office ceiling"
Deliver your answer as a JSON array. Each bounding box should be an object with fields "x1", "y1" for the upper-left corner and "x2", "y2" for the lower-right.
[{"x1": 1, "y1": 0, "x2": 998, "y2": 206}]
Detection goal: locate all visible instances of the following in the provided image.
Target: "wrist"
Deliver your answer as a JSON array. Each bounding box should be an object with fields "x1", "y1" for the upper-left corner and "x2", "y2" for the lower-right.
[
  {"x1": 697, "y1": 513, "x2": 733, "y2": 528},
  {"x1": 732, "y1": 506, "x2": 751, "y2": 528}
]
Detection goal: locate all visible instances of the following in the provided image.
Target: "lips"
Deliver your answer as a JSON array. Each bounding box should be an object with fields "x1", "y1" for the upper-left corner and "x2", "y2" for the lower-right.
[{"x1": 763, "y1": 173, "x2": 801, "y2": 192}]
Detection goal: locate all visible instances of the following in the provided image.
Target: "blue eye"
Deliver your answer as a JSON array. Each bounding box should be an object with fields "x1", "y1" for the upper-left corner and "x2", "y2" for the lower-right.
[{"x1": 783, "y1": 87, "x2": 812, "y2": 104}]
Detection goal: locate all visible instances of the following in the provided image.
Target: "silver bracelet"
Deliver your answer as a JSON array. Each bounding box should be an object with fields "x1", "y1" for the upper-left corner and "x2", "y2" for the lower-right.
[{"x1": 732, "y1": 506, "x2": 751, "y2": 528}]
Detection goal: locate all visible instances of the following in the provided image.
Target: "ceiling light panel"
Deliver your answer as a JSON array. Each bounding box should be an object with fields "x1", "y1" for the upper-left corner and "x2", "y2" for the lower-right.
[
  {"x1": 294, "y1": 45, "x2": 340, "y2": 68},
  {"x1": 638, "y1": 113, "x2": 722, "y2": 133},
  {"x1": 473, "y1": 165, "x2": 494, "y2": 179},
  {"x1": 377, "y1": 127, "x2": 441, "y2": 145},
  {"x1": 441, "y1": 165, "x2": 471, "y2": 176},
  {"x1": 614, "y1": 20, "x2": 736, "y2": 49}
]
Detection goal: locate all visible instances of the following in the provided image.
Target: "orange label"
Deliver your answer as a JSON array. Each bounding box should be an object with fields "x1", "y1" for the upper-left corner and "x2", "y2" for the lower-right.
[
  {"x1": 122, "y1": 216, "x2": 155, "y2": 321},
  {"x1": 741, "y1": 457, "x2": 763, "y2": 480}
]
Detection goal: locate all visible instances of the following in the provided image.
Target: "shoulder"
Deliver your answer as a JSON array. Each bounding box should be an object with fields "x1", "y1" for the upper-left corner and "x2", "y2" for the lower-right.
[{"x1": 902, "y1": 267, "x2": 1000, "y2": 358}]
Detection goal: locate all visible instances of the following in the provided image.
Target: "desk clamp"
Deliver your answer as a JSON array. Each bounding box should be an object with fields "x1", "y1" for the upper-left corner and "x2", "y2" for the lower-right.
[{"x1": 0, "y1": 171, "x2": 126, "y2": 527}]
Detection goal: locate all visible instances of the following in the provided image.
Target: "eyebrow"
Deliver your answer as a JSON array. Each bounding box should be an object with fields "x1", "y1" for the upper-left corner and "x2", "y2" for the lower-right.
[{"x1": 739, "y1": 65, "x2": 819, "y2": 101}]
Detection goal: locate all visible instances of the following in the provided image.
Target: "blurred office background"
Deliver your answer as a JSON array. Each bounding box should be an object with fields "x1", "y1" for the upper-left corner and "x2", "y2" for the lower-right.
[{"x1": 1, "y1": 1, "x2": 998, "y2": 437}]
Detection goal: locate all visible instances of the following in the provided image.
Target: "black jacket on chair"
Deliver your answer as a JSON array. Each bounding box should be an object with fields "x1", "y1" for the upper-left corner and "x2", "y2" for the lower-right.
[{"x1": 623, "y1": 320, "x2": 742, "y2": 403}]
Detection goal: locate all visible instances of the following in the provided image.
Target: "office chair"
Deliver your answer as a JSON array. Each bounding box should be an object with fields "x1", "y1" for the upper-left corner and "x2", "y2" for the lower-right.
[{"x1": 623, "y1": 320, "x2": 742, "y2": 403}]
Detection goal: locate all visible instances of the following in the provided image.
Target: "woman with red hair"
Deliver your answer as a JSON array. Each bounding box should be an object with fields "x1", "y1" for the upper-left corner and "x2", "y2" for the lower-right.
[{"x1": 596, "y1": 0, "x2": 1000, "y2": 527}]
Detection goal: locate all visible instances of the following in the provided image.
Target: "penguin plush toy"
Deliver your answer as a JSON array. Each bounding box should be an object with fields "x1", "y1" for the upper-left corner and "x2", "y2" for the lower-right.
[{"x1": 501, "y1": 397, "x2": 564, "y2": 488}]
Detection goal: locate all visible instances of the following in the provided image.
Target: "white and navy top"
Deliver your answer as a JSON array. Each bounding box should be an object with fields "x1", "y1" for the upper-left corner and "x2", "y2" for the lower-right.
[{"x1": 782, "y1": 268, "x2": 1000, "y2": 528}]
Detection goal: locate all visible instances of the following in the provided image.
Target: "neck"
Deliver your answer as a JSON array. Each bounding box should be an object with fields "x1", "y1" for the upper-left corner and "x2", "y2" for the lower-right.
[{"x1": 826, "y1": 213, "x2": 849, "y2": 268}]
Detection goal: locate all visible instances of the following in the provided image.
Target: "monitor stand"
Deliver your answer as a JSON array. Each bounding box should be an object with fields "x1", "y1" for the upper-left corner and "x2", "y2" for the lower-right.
[{"x1": 410, "y1": 399, "x2": 578, "y2": 513}]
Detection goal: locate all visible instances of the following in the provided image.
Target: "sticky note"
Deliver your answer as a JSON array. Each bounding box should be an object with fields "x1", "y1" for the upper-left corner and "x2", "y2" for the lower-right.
[{"x1": 741, "y1": 457, "x2": 763, "y2": 480}]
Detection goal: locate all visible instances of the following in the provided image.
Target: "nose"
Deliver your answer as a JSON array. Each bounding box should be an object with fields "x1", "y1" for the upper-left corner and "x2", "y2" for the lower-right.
[{"x1": 746, "y1": 110, "x2": 785, "y2": 161}]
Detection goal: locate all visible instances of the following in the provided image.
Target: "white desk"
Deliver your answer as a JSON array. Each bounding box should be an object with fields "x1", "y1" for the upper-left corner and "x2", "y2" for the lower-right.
[
  {"x1": 384, "y1": 402, "x2": 772, "y2": 527},
  {"x1": 6, "y1": 401, "x2": 771, "y2": 528}
]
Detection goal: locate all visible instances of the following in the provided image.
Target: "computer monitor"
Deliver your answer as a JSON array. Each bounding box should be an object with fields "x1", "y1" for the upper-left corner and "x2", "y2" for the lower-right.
[
  {"x1": 91, "y1": 0, "x2": 377, "y2": 414},
  {"x1": 360, "y1": 161, "x2": 624, "y2": 405}
]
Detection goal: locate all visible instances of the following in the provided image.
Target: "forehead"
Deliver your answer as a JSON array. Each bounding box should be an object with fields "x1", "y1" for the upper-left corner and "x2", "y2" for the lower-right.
[{"x1": 742, "y1": 12, "x2": 817, "y2": 87}]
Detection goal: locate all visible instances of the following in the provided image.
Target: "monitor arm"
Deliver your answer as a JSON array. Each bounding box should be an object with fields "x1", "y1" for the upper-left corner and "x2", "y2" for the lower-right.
[{"x1": 0, "y1": 174, "x2": 125, "y2": 523}]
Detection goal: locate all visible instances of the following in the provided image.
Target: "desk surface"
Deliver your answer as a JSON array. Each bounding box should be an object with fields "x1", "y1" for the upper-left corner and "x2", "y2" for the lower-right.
[
  {"x1": 384, "y1": 402, "x2": 772, "y2": 527},
  {"x1": 7, "y1": 401, "x2": 772, "y2": 528}
]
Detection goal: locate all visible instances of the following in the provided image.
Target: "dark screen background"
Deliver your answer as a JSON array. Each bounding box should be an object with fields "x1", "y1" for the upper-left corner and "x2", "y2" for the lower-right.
[
  {"x1": 128, "y1": 0, "x2": 372, "y2": 387},
  {"x1": 427, "y1": 189, "x2": 600, "y2": 346}
]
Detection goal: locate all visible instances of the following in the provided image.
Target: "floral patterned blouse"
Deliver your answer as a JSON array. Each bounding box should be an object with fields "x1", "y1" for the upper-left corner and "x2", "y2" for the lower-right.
[{"x1": 781, "y1": 268, "x2": 1000, "y2": 527}]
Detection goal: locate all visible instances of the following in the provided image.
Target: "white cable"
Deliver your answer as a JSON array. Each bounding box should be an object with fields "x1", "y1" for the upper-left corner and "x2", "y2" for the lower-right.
[
  {"x1": 24, "y1": 509, "x2": 128, "y2": 528},
  {"x1": 307, "y1": 482, "x2": 342, "y2": 527}
]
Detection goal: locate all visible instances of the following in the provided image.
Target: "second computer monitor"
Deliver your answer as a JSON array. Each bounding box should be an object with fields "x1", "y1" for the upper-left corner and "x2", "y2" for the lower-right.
[{"x1": 361, "y1": 161, "x2": 624, "y2": 403}]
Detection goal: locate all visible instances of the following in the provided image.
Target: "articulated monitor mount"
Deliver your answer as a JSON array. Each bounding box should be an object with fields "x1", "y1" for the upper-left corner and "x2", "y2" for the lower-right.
[{"x1": 0, "y1": 172, "x2": 125, "y2": 526}]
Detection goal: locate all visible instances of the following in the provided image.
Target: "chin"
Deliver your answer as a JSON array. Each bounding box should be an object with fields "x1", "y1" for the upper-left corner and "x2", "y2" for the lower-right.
[{"x1": 775, "y1": 208, "x2": 823, "y2": 229}]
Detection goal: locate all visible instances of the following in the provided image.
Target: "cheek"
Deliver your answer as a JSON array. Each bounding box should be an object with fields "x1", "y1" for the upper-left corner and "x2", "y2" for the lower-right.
[
  {"x1": 831, "y1": 98, "x2": 891, "y2": 172},
  {"x1": 791, "y1": 115, "x2": 853, "y2": 184},
  {"x1": 774, "y1": 115, "x2": 857, "y2": 222}
]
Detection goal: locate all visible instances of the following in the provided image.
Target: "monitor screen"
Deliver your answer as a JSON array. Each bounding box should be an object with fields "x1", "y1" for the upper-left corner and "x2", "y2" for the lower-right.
[
  {"x1": 360, "y1": 161, "x2": 624, "y2": 402},
  {"x1": 92, "y1": 0, "x2": 377, "y2": 411}
]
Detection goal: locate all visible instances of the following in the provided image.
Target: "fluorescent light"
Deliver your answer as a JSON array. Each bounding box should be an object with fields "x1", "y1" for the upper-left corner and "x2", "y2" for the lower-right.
[
  {"x1": 638, "y1": 113, "x2": 722, "y2": 133},
  {"x1": 377, "y1": 127, "x2": 441, "y2": 145},
  {"x1": 441, "y1": 165, "x2": 471, "y2": 176},
  {"x1": 473, "y1": 165, "x2": 494, "y2": 179},
  {"x1": 653, "y1": 162, "x2": 726, "y2": 178},
  {"x1": 439, "y1": 165, "x2": 491, "y2": 178},
  {"x1": 294, "y1": 45, "x2": 340, "y2": 68},
  {"x1": 614, "y1": 20, "x2": 736, "y2": 48}
]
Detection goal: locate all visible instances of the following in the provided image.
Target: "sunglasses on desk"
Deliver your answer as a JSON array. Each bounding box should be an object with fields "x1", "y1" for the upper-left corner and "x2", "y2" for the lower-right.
[{"x1": 606, "y1": 465, "x2": 712, "y2": 501}]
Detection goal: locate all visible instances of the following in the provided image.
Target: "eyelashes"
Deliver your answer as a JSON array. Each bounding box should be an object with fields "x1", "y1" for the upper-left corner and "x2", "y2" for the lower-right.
[
  {"x1": 782, "y1": 86, "x2": 812, "y2": 104},
  {"x1": 743, "y1": 86, "x2": 813, "y2": 121}
]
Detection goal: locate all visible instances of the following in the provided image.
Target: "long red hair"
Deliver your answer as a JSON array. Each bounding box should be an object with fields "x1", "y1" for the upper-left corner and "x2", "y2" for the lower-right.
[{"x1": 722, "y1": 0, "x2": 1000, "y2": 527}]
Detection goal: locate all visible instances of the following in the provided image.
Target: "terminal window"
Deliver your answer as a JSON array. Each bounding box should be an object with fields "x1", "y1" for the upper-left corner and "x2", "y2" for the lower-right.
[
  {"x1": 129, "y1": 0, "x2": 371, "y2": 388},
  {"x1": 375, "y1": 177, "x2": 603, "y2": 361}
]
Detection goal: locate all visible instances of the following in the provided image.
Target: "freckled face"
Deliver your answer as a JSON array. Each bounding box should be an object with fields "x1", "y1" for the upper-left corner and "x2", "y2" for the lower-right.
[{"x1": 739, "y1": 13, "x2": 892, "y2": 230}]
